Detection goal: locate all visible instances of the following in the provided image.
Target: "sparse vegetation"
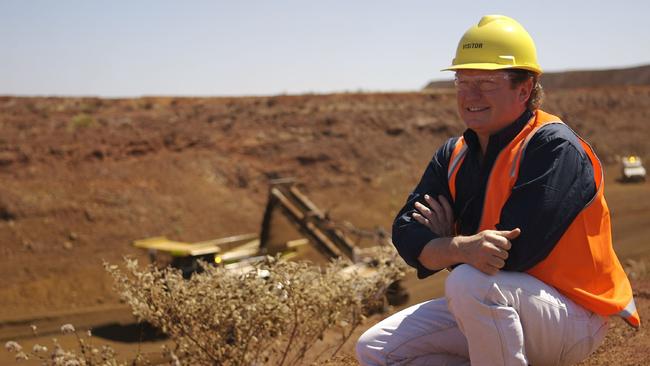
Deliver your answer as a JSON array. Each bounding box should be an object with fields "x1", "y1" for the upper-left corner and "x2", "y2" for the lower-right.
[
  {"x1": 105, "y1": 247, "x2": 403, "y2": 365},
  {"x1": 5, "y1": 324, "x2": 139, "y2": 365},
  {"x1": 624, "y1": 258, "x2": 649, "y2": 280},
  {"x1": 105, "y1": 253, "x2": 400, "y2": 364},
  {"x1": 5, "y1": 248, "x2": 405, "y2": 365},
  {"x1": 68, "y1": 113, "x2": 96, "y2": 131}
]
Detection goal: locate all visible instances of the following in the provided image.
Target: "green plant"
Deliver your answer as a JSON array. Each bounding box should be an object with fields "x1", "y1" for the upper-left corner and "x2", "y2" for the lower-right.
[{"x1": 68, "y1": 113, "x2": 96, "y2": 131}]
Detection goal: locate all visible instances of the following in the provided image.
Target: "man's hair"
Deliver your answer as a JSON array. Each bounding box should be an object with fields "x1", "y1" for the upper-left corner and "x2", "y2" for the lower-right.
[{"x1": 506, "y1": 69, "x2": 544, "y2": 110}]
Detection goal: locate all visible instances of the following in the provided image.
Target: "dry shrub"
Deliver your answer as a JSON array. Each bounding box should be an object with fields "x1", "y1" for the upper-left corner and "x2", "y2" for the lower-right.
[
  {"x1": 623, "y1": 258, "x2": 648, "y2": 280},
  {"x1": 105, "y1": 246, "x2": 407, "y2": 365},
  {"x1": 4, "y1": 324, "x2": 138, "y2": 365},
  {"x1": 4, "y1": 247, "x2": 406, "y2": 365}
]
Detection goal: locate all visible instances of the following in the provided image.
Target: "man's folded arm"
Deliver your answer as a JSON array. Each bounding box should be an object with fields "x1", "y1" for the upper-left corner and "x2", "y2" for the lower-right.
[{"x1": 392, "y1": 138, "x2": 457, "y2": 278}]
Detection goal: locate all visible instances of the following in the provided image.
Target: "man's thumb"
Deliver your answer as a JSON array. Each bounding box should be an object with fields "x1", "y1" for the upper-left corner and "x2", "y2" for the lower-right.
[{"x1": 503, "y1": 228, "x2": 521, "y2": 239}]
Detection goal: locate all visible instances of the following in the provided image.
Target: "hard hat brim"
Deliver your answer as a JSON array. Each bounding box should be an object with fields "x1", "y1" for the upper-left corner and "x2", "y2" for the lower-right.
[{"x1": 442, "y1": 63, "x2": 542, "y2": 74}]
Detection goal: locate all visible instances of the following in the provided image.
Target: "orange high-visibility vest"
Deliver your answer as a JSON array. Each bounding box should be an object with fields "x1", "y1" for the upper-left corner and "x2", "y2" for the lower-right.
[{"x1": 447, "y1": 109, "x2": 640, "y2": 327}]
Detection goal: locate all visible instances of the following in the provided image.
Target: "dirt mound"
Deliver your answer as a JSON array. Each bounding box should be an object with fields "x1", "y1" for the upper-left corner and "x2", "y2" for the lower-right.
[
  {"x1": 1, "y1": 67, "x2": 650, "y2": 364},
  {"x1": 424, "y1": 63, "x2": 650, "y2": 90},
  {"x1": 541, "y1": 64, "x2": 650, "y2": 89}
]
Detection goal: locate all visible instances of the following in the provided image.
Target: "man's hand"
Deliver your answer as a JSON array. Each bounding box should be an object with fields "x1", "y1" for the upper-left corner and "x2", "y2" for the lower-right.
[
  {"x1": 412, "y1": 194, "x2": 519, "y2": 275},
  {"x1": 412, "y1": 194, "x2": 454, "y2": 237},
  {"x1": 454, "y1": 228, "x2": 520, "y2": 275}
]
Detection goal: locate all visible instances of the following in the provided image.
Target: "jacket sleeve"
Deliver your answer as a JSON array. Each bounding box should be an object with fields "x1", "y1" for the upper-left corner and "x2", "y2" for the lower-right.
[
  {"x1": 392, "y1": 137, "x2": 457, "y2": 278},
  {"x1": 497, "y1": 124, "x2": 596, "y2": 271}
]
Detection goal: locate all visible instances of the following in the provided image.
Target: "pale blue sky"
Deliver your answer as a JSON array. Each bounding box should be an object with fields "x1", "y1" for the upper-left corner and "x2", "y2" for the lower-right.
[{"x1": 2, "y1": 1, "x2": 649, "y2": 97}]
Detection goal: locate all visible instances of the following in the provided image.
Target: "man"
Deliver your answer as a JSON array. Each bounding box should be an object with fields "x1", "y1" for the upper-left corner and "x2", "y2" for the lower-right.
[{"x1": 356, "y1": 15, "x2": 639, "y2": 366}]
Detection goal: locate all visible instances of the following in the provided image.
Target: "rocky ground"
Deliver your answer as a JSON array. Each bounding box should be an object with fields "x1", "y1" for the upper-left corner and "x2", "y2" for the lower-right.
[{"x1": 1, "y1": 73, "x2": 649, "y2": 364}]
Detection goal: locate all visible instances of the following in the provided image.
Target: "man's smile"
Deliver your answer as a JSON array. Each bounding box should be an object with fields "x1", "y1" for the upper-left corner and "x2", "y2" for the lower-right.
[{"x1": 466, "y1": 106, "x2": 490, "y2": 112}]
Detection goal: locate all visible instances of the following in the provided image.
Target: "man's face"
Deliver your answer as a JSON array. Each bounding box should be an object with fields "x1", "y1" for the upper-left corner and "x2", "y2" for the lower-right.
[{"x1": 455, "y1": 69, "x2": 531, "y2": 137}]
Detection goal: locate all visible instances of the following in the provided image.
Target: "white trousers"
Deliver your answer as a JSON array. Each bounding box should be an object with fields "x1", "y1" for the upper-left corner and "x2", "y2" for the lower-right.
[{"x1": 356, "y1": 264, "x2": 608, "y2": 366}]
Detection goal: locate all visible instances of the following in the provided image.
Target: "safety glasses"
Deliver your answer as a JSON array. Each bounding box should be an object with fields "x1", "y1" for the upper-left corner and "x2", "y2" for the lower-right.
[{"x1": 454, "y1": 73, "x2": 511, "y2": 92}]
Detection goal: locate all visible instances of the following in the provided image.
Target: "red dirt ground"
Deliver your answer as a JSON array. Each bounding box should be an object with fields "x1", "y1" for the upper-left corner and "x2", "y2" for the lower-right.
[{"x1": 1, "y1": 73, "x2": 650, "y2": 364}]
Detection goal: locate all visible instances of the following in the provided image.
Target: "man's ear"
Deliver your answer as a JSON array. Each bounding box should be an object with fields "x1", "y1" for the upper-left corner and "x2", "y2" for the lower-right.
[{"x1": 518, "y1": 79, "x2": 533, "y2": 104}]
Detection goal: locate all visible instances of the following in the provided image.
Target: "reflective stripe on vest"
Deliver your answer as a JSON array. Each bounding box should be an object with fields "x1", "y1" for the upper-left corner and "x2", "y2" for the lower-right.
[
  {"x1": 447, "y1": 109, "x2": 640, "y2": 328},
  {"x1": 448, "y1": 137, "x2": 468, "y2": 191}
]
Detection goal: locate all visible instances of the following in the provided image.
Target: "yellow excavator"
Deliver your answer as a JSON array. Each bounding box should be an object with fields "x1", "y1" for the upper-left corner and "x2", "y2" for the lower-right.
[{"x1": 133, "y1": 179, "x2": 409, "y2": 306}]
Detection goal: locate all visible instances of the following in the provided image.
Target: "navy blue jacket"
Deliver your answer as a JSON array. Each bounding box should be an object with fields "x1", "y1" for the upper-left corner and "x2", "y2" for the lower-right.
[{"x1": 392, "y1": 110, "x2": 596, "y2": 278}]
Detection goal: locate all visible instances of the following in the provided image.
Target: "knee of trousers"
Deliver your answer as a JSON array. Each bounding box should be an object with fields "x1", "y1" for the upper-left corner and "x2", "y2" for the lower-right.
[
  {"x1": 444, "y1": 264, "x2": 491, "y2": 306},
  {"x1": 355, "y1": 326, "x2": 384, "y2": 366}
]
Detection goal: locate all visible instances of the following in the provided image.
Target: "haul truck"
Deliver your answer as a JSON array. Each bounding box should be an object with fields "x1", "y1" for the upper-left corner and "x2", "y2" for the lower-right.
[{"x1": 621, "y1": 155, "x2": 646, "y2": 182}]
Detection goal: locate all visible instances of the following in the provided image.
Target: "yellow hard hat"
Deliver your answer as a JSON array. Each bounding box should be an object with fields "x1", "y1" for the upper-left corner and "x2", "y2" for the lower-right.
[{"x1": 443, "y1": 15, "x2": 542, "y2": 74}]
